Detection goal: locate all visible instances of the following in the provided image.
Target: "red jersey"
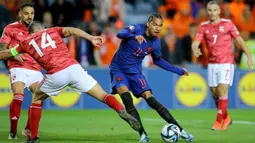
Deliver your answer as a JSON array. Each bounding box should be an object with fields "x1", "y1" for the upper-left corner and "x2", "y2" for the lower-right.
[
  {"x1": 196, "y1": 19, "x2": 240, "y2": 64},
  {"x1": 16, "y1": 27, "x2": 78, "y2": 74},
  {"x1": 0, "y1": 21, "x2": 41, "y2": 71}
]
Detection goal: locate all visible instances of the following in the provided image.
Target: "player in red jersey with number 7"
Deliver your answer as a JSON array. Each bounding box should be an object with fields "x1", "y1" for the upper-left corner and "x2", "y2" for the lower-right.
[
  {"x1": 192, "y1": 0, "x2": 254, "y2": 131},
  {"x1": 0, "y1": 21, "x2": 141, "y2": 143}
]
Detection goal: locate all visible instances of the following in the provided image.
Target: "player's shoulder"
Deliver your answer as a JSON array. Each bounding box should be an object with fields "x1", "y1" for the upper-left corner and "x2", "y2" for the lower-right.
[
  {"x1": 136, "y1": 24, "x2": 145, "y2": 27},
  {"x1": 200, "y1": 21, "x2": 210, "y2": 26},
  {"x1": 46, "y1": 27, "x2": 62, "y2": 34},
  {"x1": 220, "y1": 18, "x2": 232, "y2": 23},
  {"x1": 47, "y1": 27, "x2": 59, "y2": 31},
  {"x1": 220, "y1": 18, "x2": 234, "y2": 25},
  {"x1": 4, "y1": 22, "x2": 20, "y2": 30},
  {"x1": 128, "y1": 24, "x2": 143, "y2": 30}
]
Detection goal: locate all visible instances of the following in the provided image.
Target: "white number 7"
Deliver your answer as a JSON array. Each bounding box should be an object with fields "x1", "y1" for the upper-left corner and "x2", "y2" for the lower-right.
[
  {"x1": 29, "y1": 32, "x2": 56, "y2": 57},
  {"x1": 213, "y1": 34, "x2": 218, "y2": 44}
]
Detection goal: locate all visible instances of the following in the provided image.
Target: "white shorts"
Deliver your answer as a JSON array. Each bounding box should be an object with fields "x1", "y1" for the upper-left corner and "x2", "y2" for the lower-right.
[
  {"x1": 9, "y1": 68, "x2": 43, "y2": 88},
  {"x1": 208, "y1": 64, "x2": 234, "y2": 87},
  {"x1": 40, "y1": 64, "x2": 97, "y2": 96}
]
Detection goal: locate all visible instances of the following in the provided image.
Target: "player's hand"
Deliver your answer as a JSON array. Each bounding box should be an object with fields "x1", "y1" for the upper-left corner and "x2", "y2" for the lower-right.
[
  {"x1": 91, "y1": 36, "x2": 104, "y2": 47},
  {"x1": 14, "y1": 54, "x2": 25, "y2": 62},
  {"x1": 182, "y1": 68, "x2": 189, "y2": 76},
  {"x1": 192, "y1": 47, "x2": 202, "y2": 57},
  {"x1": 135, "y1": 35, "x2": 146, "y2": 44},
  {"x1": 247, "y1": 57, "x2": 254, "y2": 71}
]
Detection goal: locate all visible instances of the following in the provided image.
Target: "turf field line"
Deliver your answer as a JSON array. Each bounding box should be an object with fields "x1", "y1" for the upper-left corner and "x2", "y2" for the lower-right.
[{"x1": 144, "y1": 118, "x2": 255, "y2": 125}]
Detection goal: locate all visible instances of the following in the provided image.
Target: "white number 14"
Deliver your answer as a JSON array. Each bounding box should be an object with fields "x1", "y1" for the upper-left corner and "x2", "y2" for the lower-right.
[
  {"x1": 29, "y1": 32, "x2": 56, "y2": 57},
  {"x1": 213, "y1": 34, "x2": 218, "y2": 44}
]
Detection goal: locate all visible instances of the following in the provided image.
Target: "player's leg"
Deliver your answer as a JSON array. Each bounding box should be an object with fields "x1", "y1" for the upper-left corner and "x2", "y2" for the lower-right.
[
  {"x1": 210, "y1": 87, "x2": 222, "y2": 130},
  {"x1": 130, "y1": 74, "x2": 193, "y2": 142},
  {"x1": 22, "y1": 70, "x2": 43, "y2": 138},
  {"x1": 23, "y1": 69, "x2": 69, "y2": 143},
  {"x1": 212, "y1": 64, "x2": 233, "y2": 130},
  {"x1": 215, "y1": 84, "x2": 232, "y2": 130},
  {"x1": 221, "y1": 64, "x2": 234, "y2": 130},
  {"x1": 208, "y1": 64, "x2": 223, "y2": 130},
  {"x1": 24, "y1": 87, "x2": 47, "y2": 143},
  {"x1": 8, "y1": 68, "x2": 26, "y2": 139},
  {"x1": 83, "y1": 83, "x2": 141, "y2": 131},
  {"x1": 110, "y1": 71, "x2": 148, "y2": 140},
  {"x1": 140, "y1": 91, "x2": 194, "y2": 142},
  {"x1": 8, "y1": 82, "x2": 25, "y2": 139},
  {"x1": 210, "y1": 87, "x2": 218, "y2": 106},
  {"x1": 68, "y1": 65, "x2": 141, "y2": 131}
]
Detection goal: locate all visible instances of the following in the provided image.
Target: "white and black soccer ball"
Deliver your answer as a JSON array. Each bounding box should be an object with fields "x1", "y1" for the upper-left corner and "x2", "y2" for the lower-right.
[{"x1": 161, "y1": 124, "x2": 181, "y2": 143}]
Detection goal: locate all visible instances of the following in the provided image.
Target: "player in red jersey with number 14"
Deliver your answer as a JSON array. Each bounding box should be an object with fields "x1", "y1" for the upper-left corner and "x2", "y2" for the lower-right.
[
  {"x1": 192, "y1": 0, "x2": 253, "y2": 130},
  {"x1": 0, "y1": 21, "x2": 141, "y2": 143}
]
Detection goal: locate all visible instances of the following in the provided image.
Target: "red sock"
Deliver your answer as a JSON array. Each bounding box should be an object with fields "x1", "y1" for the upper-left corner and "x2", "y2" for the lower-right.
[
  {"x1": 214, "y1": 96, "x2": 229, "y2": 120},
  {"x1": 29, "y1": 103, "x2": 42, "y2": 140},
  {"x1": 215, "y1": 99, "x2": 219, "y2": 107},
  {"x1": 104, "y1": 94, "x2": 124, "y2": 112},
  {"x1": 25, "y1": 101, "x2": 44, "y2": 130},
  {"x1": 216, "y1": 98, "x2": 228, "y2": 123},
  {"x1": 223, "y1": 109, "x2": 229, "y2": 119},
  {"x1": 9, "y1": 93, "x2": 24, "y2": 133},
  {"x1": 25, "y1": 108, "x2": 31, "y2": 130}
]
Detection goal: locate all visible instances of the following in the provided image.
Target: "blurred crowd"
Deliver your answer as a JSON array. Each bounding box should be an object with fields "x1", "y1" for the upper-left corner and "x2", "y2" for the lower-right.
[{"x1": 0, "y1": 0, "x2": 255, "y2": 69}]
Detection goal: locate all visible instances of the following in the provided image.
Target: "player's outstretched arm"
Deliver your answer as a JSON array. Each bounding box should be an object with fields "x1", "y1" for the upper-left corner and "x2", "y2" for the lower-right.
[
  {"x1": 235, "y1": 36, "x2": 254, "y2": 71},
  {"x1": 191, "y1": 40, "x2": 202, "y2": 57},
  {"x1": 62, "y1": 27, "x2": 93, "y2": 40},
  {"x1": 62, "y1": 27, "x2": 103, "y2": 47},
  {"x1": 152, "y1": 57, "x2": 188, "y2": 76}
]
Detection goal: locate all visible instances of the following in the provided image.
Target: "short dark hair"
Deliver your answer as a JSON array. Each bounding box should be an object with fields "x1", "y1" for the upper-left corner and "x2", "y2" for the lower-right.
[
  {"x1": 28, "y1": 21, "x2": 43, "y2": 34},
  {"x1": 147, "y1": 13, "x2": 162, "y2": 22},
  {"x1": 207, "y1": 0, "x2": 220, "y2": 7},
  {"x1": 20, "y1": 2, "x2": 35, "y2": 11}
]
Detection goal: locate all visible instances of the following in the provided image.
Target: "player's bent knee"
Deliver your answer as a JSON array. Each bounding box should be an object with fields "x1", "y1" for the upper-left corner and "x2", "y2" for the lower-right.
[
  {"x1": 210, "y1": 87, "x2": 217, "y2": 96},
  {"x1": 32, "y1": 90, "x2": 48, "y2": 103},
  {"x1": 29, "y1": 82, "x2": 40, "y2": 94},
  {"x1": 86, "y1": 83, "x2": 107, "y2": 102},
  {"x1": 11, "y1": 82, "x2": 25, "y2": 94},
  {"x1": 117, "y1": 86, "x2": 129, "y2": 95},
  {"x1": 216, "y1": 85, "x2": 229, "y2": 96},
  {"x1": 141, "y1": 90, "x2": 152, "y2": 99}
]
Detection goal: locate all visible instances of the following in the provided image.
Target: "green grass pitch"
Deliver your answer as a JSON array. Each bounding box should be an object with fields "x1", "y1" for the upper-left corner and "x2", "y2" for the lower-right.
[{"x1": 0, "y1": 109, "x2": 255, "y2": 143}]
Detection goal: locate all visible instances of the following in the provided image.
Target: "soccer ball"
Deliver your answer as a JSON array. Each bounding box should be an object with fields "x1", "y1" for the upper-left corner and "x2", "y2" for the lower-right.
[{"x1": 161, "y1": 124, "x2": 181, "y2": 143}]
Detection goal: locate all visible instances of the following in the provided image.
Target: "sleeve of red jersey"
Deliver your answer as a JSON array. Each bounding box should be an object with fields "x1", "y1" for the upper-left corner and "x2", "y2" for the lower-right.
[
  {"x1": 54, "y1": 27, "x2": 65, "y2": 37},
  {"x1": 0, "y1": 27, "x2": 12, "y2": 44},
  {"x1": 228, "y1": 21, "x2": 240, "y2": 39},
  {"x1": 195, "y1": 24, "x2": 205, "y2": 41}
]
